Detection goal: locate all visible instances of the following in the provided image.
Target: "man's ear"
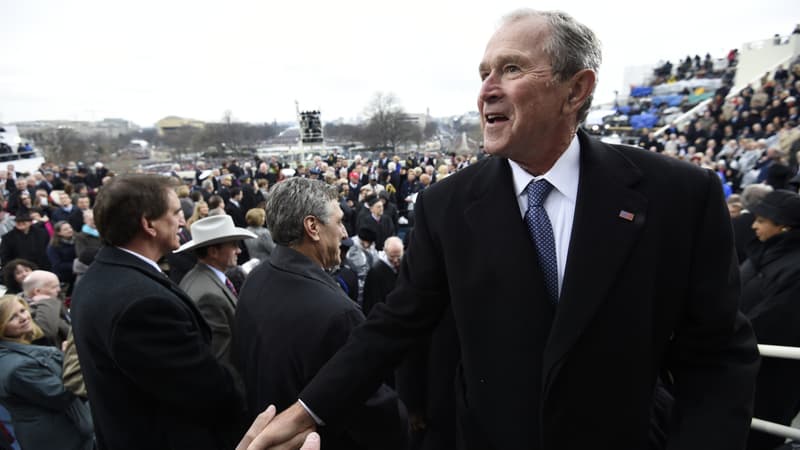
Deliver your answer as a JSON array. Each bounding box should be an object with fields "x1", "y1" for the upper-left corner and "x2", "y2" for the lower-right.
[
  {"x1": 140, "y1": 216, "x2": 156, "y2": 238},
  {"x1": 563, "y1": 69, "x2": 596, "y2": 115},
  {"x1": 303, "y1": 215, "x2": 320, "y2": 242}
]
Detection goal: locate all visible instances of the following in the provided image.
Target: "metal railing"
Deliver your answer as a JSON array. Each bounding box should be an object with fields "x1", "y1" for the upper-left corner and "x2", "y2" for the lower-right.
[{"x1": 751, "y1": 344, "x2": 800, "y2": 441}]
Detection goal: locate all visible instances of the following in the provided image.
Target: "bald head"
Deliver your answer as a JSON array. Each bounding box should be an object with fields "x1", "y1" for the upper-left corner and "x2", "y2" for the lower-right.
[
  {"x1": 22, "y1": 270, "x2": 61, "y2": 299},
  {"x1": 383, "y1": 236, "x2": 404, "y2": 271}
]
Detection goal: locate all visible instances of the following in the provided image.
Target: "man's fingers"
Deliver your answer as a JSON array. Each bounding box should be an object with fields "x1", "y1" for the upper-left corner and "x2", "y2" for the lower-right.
[
  {"x1": 259, "y1": 428, "x2": 315, "y2": 450},
  {"x1": 300, "y1": 432, "x2": 320, "y2": 450},
  {"x1": 236, "y1": 405, "x2": 276, "y2": 450}
]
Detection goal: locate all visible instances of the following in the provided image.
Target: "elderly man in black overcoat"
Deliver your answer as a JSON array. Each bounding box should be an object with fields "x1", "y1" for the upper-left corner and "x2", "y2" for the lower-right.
[{"x1": 242, "y1": 9, "x2": 759, "y2": 450}]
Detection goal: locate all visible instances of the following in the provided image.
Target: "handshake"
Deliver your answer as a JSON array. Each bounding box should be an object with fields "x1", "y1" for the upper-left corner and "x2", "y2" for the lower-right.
[{"x1": 237, "y1": 404, "x2": 319, "y2": 450}]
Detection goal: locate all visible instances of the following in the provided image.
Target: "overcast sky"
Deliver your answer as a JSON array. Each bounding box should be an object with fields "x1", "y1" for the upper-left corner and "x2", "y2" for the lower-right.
[{"x1": 1, "y1": 0, "x2": 797, "y2": 127}]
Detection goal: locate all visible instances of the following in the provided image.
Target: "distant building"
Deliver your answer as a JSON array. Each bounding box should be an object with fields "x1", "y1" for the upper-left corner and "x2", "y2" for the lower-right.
[
  {"x1": 156, "y1": 116, "x2": 205, "y2": 136},
  {"x1": 13, "y1": 118, "x2": 138, "y2": 137}
]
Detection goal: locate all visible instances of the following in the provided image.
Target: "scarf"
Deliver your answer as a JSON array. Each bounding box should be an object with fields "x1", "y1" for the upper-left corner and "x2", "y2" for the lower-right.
[{"x1": 81, "y1": 224, "x2": 100, "y2": 237}]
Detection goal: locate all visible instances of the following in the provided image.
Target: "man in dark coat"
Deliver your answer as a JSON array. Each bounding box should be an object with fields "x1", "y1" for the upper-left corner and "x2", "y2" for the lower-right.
[
  {"x1": 225, "y1": 187, "x2": 247, "y2": 228},
  {"x1": 249, "y1": 10, "x2": 758, "y2": 450},
  {"x1": 70, "y1": 175, "x2": 244, "y2": 450},
  {"x1": 234, "y1": 177, "x2": 407, "y2": 450},
  {"x1": 361, "y1": 236, "x2": 403, "y2": 317},
  {"x1": 359, "y1": 197, "x2": 395, "y2": 252},
  {"x1": 0, "y1": 212, "x2": 50, "y2": 270}
]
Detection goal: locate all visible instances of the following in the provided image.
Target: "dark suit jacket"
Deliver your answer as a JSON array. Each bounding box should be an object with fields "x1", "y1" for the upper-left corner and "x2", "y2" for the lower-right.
[
  {"x1": 70, "y1": 247, "x2": 243, "y2": 450},
  {"x1": 362, "y1": 259, "x2": 397, "y2": 317},
  {"x1": 234, "y1": 245, "x2": 407, "y2": 450},
  {"x1": 732, "y1": 211, "x2": 757, "y2": 264},
  {"x1": 0, "y1": 224, "x2": 51, "y2": 269},
  {"x1": 299, "y1": 131, "x2": 759, "y2": 449},
  {"x1": 225, "y1": 202, "x2": 246, "y2": 228}
]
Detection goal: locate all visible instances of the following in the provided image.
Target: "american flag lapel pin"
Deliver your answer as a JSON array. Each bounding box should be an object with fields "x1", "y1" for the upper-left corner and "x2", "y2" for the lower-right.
[{"x1": 618, "y1": 210, "x2": 635, "y2": 222}]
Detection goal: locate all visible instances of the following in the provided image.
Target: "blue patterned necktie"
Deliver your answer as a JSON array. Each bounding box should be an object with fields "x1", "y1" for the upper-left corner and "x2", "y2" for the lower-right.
[{"x1": 525, "y1": 179, "x2": 559, "y2": 303}]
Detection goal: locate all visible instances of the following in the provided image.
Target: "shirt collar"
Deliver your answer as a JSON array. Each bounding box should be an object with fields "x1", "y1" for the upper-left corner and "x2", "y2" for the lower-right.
[
  {"x1": 117, "y1": 247, "x2": 163, "y2": 273},
  {"x1": 508, "y1": 134, "x2": 580, "y2": 203},
  {"x1": 204, "y1": 263, "x2": 228, "y2": 284}
]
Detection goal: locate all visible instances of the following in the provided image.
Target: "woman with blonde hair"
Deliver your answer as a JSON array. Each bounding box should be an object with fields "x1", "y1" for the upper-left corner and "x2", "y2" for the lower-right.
[
  {"x1": 186, "y1": 200, "x2": 209, "y2": 230},
  {"x1": 243, "y1": 208, "x2": 276, "y2": 262},
  {"x1": 0, "y1": 295, "x2": 93, "y2": 450}
]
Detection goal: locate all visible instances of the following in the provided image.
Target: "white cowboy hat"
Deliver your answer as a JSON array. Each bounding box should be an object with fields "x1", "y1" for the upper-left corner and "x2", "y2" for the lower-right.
[{"x1": 174, "y1": 215, "x2": 256, "y2": 253}]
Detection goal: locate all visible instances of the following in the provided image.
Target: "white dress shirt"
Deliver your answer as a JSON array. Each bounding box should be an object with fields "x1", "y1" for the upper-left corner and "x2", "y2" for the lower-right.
[
  {"x1": 118, "y1": 247, "x2": 164, "y2": 273},
  {"x1": 508, "y1": 134, "x2": 580, "y2": 297}
]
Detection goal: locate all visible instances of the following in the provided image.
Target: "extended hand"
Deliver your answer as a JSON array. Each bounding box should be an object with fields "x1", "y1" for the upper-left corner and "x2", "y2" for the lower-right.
[{"x1": 237, "y1": 402, "x2": 317, "y2": 450}]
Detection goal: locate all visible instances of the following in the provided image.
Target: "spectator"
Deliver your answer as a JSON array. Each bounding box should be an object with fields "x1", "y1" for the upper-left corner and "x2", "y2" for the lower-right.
[
  {"x1": 21, "y1": 270, "x2": 70, "y2": 349},
  {"x1": 362, "y1": 236, "x2": 403, "y2": 317},
  {"x1": 0, "y1": 295, "x2": 93, "y2": 450},
  {"x1": 243, "y1": 208, "x2": 276, "y2": 263},
  {"x1": 1, "y1": 259, "x2": 36, "y2": 296},
  {"x1": 739, "y1": 190, "x2": 800, "y2": 450},
  {"x1": 176, "y1": 185, "x2": 194, "y2": 221},
  {"x1": 46, "y1": 221, "x2": 76, "y2": 293},
  {"x1": 49, "y1": 192, "x2": 83, "y2": 234},
  {"x1": 176, "y1": 215, "x2": 254, "y2": 386},
  {"x1": 70, "y1": 174, "x2": 244, "y2": 450},
  {"x1": 234, "y1": 177, "x2": 407, "y2": 450},
  {"x1": 74, "y1": 210, "x2": 100, "y2": 261},
  {"x1": 186, "y1": 200, "x2": 209, "y2": 230},
  {"x1": 0, "y1": 213, "x2": 50, "y2": 270}
]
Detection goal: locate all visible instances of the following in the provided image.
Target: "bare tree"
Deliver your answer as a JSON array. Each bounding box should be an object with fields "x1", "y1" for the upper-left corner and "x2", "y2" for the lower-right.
[
  {"x1": 161, "y1": 125, "x2": 202, "y2": 162},
  {"x1": 22, "y1": 128, "x2": 88, "y2": 163},
  {"x1": 363, "y1": 92, "x2": 414, "y2": 150}
]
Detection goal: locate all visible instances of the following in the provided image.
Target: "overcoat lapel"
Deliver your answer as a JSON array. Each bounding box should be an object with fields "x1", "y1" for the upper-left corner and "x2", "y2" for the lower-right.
[
  {"x1": 543, "y1": 132, "x2": 647, "y2": 392},
  {"x1": 463, "y1": 157, "x2": 548, "y2": 306},
  {"x1": 96, "y1": 247, "x2": 213, "y2": 340}
]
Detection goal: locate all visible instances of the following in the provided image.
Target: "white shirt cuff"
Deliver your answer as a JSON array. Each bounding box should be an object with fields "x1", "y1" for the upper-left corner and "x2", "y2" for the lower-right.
[{"x1": 298, "y1": 399, "x2": 325, "y2": 426}]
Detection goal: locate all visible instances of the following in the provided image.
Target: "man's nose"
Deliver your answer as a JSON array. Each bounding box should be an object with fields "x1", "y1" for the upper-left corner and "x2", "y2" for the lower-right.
[{"x1": 479, "y1": 71, "x2": 502, "y2": 103}]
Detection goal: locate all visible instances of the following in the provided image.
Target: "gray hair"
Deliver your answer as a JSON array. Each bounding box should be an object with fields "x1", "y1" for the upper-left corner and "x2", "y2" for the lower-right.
[
  {"x1": 501, "y1": 9, "x2": 602, "y2": 123},
  {"x1": 265, "y1": 177, "x2": 339, "y2": 246},
  {"x1": 741, "y1": 184, "x2": 773, "y2": 211}
]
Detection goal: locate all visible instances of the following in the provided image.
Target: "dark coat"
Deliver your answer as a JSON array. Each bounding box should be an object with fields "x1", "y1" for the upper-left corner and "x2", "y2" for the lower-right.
[
  {"x1": 0, "y1": 224, "x2": 51, "y2": 269},
  {"x1": 740, "y1": 230, "x2": 800, "y2": 450},
  {"x1": 731, "y1": 211, "x2": 757, "y2": 264},
  {"x1": 234, "y1": 245, "x2": 407, "y2": 450},
  {"x1": 225, "y1": 202, "x2": 246, "y2": 228},
  {"x1": 0, "y1": 341, "x2": 93, "y2": 450},
  {"x1": 50, "y1": 207, "x2": 84, "y2": 233},
  {"x1": 70, "y1": 246, "x2": 244, "y2": 450},
  {"x1": 47, "y1": 242, "x2": 76, "y2": 285},
  {"x1": 362, "y1": 259, "x2": 397, "y2": 317},
  {"x1": 298, "y1": 131, "x2": 759, "y2": 449}
]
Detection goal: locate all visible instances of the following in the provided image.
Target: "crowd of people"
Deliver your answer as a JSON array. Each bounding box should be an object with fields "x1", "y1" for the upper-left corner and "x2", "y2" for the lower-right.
[{"x1": 0, "y1": 9, "x2": 798, "y2": 450}]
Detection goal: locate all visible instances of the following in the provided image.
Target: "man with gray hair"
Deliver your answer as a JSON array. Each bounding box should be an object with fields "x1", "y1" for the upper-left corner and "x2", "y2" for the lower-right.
[
  {"x1": 234, "y1": 177, "x2": 406, "y2": 450},
  {"x1": 245, "y1": 9, "x2": 757, "y2": 450}
]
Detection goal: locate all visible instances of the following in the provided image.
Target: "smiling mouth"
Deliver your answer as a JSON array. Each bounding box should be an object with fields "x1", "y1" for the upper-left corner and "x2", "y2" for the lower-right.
[{"x1": 485, "y1": 114, "x2": 509, "y2": 124}]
